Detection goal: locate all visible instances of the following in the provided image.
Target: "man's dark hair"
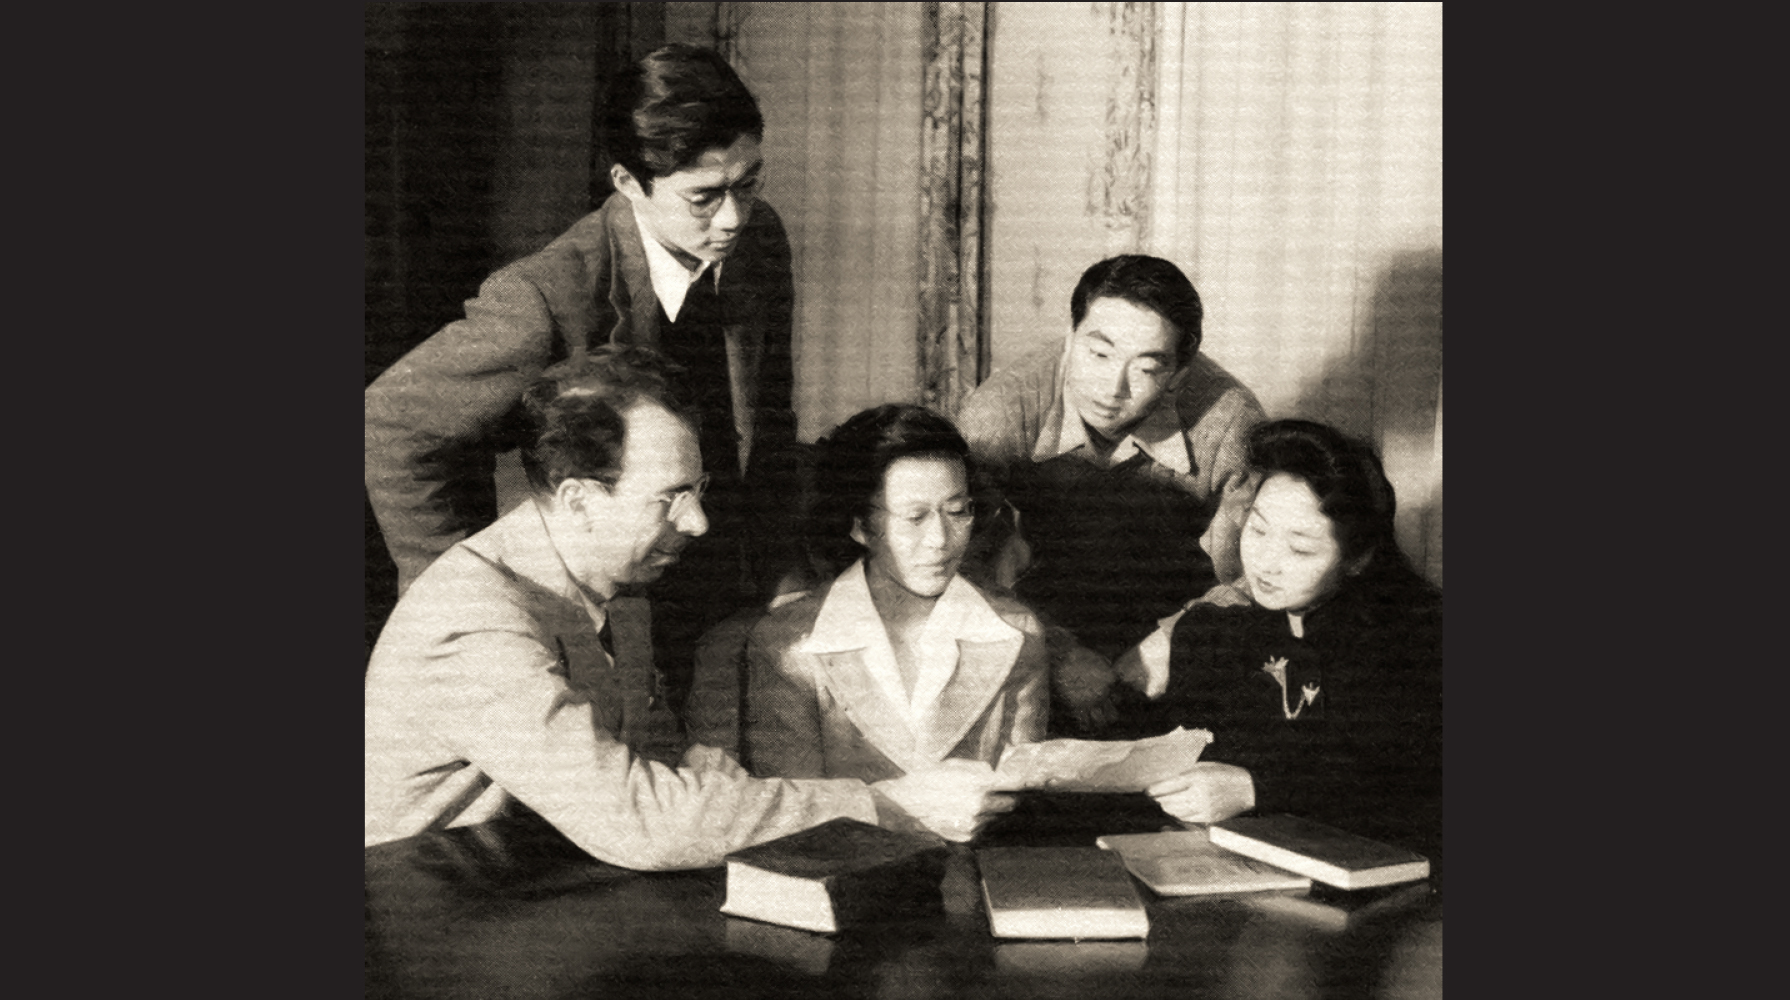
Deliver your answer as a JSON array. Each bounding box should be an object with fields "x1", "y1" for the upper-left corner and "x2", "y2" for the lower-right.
[
  {"x1": 1069, "y1": 255, "x2": 1204, "y2": 368},
  {"x1": 602, "y1": 43, "x2": 764, "y2": 194},
  {"x1": 1245, "y1": 418, "x2": 1405, "y2": 576},
  {"x1": 518, "y1": 346, "x2": 691, "y2": 495},
  {"x1": 807, "y1": 404, "x2": 981, "y2": 574}
]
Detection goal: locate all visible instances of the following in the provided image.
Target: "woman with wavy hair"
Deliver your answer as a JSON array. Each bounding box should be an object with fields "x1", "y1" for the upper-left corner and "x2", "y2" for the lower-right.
[{"x1": 1119, "y1": 419, "x2": 1443, "y2": 857}]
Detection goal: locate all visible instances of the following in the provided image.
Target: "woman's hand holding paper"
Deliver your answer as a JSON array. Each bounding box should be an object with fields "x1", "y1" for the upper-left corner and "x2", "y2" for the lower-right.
[{"x1": 1147, "y1": 762, "x2": 1256, "y2": 824}]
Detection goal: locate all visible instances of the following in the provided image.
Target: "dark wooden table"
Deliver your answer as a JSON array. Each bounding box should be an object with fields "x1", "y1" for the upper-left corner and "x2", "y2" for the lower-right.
[{"x1": 366, "y1": 797, "x2": 1442, "y2": 999}]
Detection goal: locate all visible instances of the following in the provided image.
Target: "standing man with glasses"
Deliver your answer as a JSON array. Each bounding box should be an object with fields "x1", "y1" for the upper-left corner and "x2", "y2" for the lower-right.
[
  {"x1": 367, "y1": 351, "x2": 1014, "y2": 865},
  {"x1": 366, "y1": 44, "x2": 802, "y2": 710}
]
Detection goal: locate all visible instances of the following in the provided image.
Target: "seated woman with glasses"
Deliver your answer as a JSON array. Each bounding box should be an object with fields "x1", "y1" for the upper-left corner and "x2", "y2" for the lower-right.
[
  {"x1": 1113, "y1": 419, "x2": 1443, "y2": 857},
  {"x1": 738, "y1": 404, "x2": 1051, "y2": 783}
]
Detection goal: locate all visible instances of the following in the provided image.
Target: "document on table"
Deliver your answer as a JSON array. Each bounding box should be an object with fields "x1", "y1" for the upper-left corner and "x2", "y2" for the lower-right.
[{"x1": 991, "y1": 726, "x2": 1213, "y2": 793}]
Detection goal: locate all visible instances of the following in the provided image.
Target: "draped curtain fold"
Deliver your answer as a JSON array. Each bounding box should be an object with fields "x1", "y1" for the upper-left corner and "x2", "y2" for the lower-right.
[
  {"x1": 1150, "y1": 2, "x2": 1443, "y2": 585},
  {"x1": 725, "y1": 2, "x2": 926, "y2": 442},
  {"x1": 917, "y1": 2, "x2": 991, "y2": 416},
  {"x1": 704, "y1": 2, "x2": 991, "y2": 435}
]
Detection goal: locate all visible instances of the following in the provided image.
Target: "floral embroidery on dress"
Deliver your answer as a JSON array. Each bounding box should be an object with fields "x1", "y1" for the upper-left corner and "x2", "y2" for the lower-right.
[{"x1": 1262, "y1": 656, "x2": 1319, "y2": 720}]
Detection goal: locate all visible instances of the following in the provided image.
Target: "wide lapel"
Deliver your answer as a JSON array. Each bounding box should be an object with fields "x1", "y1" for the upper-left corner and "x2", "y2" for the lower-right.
[
  {"x1": 810, "y1": 648, "x2": 924, "y2": 774},
  {"x1": 913, "y1": 578, "x2": 1024, "y2": 763},
  {"x1": 605, "y1": 194, "x2": 662, "y2": 348},
  {"x1": 795, "y1": 564, "x2": 926, "y2": 774}
]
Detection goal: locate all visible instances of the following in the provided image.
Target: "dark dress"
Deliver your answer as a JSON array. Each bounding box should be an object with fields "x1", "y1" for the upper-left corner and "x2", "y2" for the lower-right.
[{"x1": 1121, "y1": 566, "x2": 1443, "y2": 863}]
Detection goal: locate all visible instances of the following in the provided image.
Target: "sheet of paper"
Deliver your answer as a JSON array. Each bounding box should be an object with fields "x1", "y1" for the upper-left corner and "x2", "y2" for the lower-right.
[{"x1": 991, "y1": 727, "x2": 1213, "y2": 793}]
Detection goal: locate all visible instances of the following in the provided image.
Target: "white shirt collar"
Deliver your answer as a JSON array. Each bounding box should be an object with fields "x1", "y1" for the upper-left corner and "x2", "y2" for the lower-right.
[
  {"x1": 797, "y1": 561, "x2": 1019, "y2": 730},
  {"x1": 633, "y1": 205, "x2": 722, "y2": 321}
]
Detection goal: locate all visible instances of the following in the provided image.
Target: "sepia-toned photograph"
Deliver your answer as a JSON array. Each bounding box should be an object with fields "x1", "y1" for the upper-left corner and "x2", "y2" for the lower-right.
[{"x1": 364, "y1": 4, "x2": 1443, "y2": 997}]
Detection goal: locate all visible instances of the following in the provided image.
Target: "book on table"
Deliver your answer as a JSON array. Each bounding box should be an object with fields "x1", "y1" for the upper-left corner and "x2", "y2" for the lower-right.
[
  {"x1": 976, "y1": 846, "x2": 1150, "y2": 939},
  {"x1": 1208, "y1": 815, "x2": 1429, "y2": 890},
  {"x1": 720, "y1": 817, "x2": 950, "y2": 934},
  {"x1": 1095, "y1": 828, "x2": 1311, "y2": 897}
]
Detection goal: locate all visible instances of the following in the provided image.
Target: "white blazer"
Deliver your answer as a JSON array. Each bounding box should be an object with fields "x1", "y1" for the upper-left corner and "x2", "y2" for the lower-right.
[{"x1": 743, "y1": 561, "x2": 1050, "y2": 781}]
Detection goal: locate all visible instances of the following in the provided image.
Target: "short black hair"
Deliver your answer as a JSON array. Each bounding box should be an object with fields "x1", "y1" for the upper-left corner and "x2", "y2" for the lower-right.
[
  {"x1": 807, "y1": 404, "x2": 978, "y2": 573},
  {"x1": 518, "y1": 346, "x2": 692, "y2": 495},
  {"x1": 1246, "y1": 419, "x2": 1403, "y2": 573},
  {"x1": 1069, "y1": 255, "x2": 1204, "y2": 368},
  {"x1": 601, "y1": 44, "x2": 764, "y2": 194}
]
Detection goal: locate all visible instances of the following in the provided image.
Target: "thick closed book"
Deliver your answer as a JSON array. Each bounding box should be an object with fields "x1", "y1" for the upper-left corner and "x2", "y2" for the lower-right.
[
  {"x1": 977, "y1": 847, "x2": 1150, "y2": 939},
  {"x1": 720, "y1": 818, "x2": 949, "y2": 933},
  {"x1": 1209, "y1": 815, "x2": 1429, "y2": 890},
  {"x1": 1096, "y1": 829, "x2": 1312, "y2": 897}
]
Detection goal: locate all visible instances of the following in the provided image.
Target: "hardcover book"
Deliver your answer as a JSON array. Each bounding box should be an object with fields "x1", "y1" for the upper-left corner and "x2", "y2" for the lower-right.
[
  {"x1": 1096, "y1": 829, "x2": 1312, "y2": 897},
  {"x1": 1209, "y1": 815, "x2": 1430, "y2": 890},
  {"x1": 976, "y1": 846, "x2": 1150, "y2": 939},
  {"x1": 720, "y1": 818, "x2": 950, "y2": 933}
]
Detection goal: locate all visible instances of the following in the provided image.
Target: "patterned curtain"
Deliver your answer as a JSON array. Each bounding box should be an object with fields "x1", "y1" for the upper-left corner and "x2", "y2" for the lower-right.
[{"x1": 917, "y1": 2, "x2": 991, "y2": 416}]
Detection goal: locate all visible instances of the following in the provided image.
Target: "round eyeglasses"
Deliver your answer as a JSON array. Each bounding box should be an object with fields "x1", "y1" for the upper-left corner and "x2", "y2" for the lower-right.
[
  {"x1": 872, "y1": 499, "x2": 975, "y2": 533},
  {"x1": 676, "y1": 175, "x2": 763, "y2": 220},
  {"x1": 654, "y1": 474, "x2": 711, "y2": 520}
]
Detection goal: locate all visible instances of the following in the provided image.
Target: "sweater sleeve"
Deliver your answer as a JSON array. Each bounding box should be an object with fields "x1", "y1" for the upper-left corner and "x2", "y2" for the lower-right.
[{"x1": 1195, "y1": 390, "x2": 1268, "y2": 585}]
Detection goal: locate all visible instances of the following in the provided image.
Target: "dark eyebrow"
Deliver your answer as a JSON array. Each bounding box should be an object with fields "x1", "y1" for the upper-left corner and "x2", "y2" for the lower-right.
[{"x1": 1082, "y1": 330, "x2": 1115, "y2": 347}]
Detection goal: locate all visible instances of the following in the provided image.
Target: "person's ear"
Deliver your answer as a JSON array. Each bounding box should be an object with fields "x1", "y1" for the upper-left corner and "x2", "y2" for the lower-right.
[
  {"x1": 611, "y1": 163, "x2": 646, "y2": 203},
  {"x1": 849, "y1": 517, "x2": 869, "y2": 548},
  {"x1": 555, "y1": 477, "x2": 606, "y2": 521}
]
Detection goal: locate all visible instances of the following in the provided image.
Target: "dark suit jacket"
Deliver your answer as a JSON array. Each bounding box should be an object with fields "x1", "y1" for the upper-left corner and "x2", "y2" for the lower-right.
[{"x1": 366, "y1": 192, "x2": 797, "y2": 591}]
